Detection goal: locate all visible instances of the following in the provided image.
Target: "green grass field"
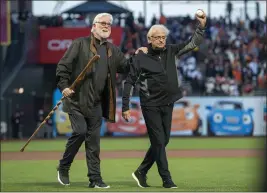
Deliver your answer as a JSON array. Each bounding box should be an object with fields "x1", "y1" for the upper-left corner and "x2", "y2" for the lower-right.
[
  {"x1": 1, "y1": 137, "x2": 265, "y2": 152},
  {"x1": 1, "y1": 158, "x2": 262, "y2": 192},
  {"x1": 1, "y1": 138, "x2": 264, "y2": 191}
]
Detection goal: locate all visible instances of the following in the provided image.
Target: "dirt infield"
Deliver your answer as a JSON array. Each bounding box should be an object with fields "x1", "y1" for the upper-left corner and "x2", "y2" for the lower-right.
[{"x1": 1, "y1": 149, "x2": 263, "y2": 160}]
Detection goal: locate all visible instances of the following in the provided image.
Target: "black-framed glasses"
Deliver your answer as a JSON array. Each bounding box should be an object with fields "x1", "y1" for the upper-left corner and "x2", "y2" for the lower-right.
[
  {"x1": 151, "y1": 36, "x2": 167, "y2": 40},
  {"x1": 95, "y1": 21, "x2": 112, "y2": 27}
]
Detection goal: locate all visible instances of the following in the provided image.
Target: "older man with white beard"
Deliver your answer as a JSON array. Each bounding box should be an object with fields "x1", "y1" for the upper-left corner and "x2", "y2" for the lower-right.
[{"x1": 55, "y1": 13, "x2": 144, "y2": 189}]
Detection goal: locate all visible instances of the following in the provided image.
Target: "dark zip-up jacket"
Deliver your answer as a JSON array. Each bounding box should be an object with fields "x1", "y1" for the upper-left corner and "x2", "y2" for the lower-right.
[
  {"x1": 122, "y1": 25, "x2": 205, "y2": 112},
  {"x1": 56, "y1": 35, "x2": 130, "y2": 122}
]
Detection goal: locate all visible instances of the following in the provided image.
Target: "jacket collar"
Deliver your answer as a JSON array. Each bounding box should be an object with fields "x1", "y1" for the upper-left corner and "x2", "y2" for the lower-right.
[
  {"x1": 147, "y1": 43, "x2": 166, "y2": 55},
  {"x1": 89, "y1": 34, "x2": 112, "y2": 58}
]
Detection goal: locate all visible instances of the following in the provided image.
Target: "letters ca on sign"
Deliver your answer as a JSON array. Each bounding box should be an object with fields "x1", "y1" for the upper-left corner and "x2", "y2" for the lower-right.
[{"x1": 47, "y1": 39, "x2": 73, "y2": 51}]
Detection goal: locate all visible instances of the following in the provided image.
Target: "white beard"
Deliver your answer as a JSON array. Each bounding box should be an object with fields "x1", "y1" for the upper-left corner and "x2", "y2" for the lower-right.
[{"x1": 96, "y1": 29, "x2": 111, "y2": 39}]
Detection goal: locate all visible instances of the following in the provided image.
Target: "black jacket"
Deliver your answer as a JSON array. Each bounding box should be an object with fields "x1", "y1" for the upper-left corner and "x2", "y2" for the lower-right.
[
  {"x1": 122, "y1": 25, "x2": 205, "y2": 112},
  {"x1": 56, "y1": 35, "x2": 130, "y2": 122}
]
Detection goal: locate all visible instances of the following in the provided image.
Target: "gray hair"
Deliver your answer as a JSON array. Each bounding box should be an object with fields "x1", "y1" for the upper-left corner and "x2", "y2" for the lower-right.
[
  {"x1": 147, "y1": 24, "x2": 170, "y2": 43},
  {"x1": 91, "y1": 13, "x2": 113, "y2": 32}
]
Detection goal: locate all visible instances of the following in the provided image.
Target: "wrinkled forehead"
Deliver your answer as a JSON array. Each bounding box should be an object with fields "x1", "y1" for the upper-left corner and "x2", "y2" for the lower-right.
[{"x1": 151, "y1": 29, "x2": 166, "y2": 37}]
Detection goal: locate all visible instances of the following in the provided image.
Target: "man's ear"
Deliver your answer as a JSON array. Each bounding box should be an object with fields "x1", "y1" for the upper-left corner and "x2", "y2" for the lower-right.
[{"x1": 147, "y1": 37, "x2": 152, "y2": 44}]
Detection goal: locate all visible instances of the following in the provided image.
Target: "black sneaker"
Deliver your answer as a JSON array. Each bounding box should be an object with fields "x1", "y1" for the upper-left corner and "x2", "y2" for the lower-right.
[
  {"x1": 88, "y1": 179, "x2": 110, "y2": 189},
  {"x1": 57, "y1": 166, "x2": 70, "y2": 185},
  {"x1": 163, "y1": 179, "x2": 177, "y2": 188},
  {"x1": 132, "y1": 170, "x2": 150, "y2": 188}
]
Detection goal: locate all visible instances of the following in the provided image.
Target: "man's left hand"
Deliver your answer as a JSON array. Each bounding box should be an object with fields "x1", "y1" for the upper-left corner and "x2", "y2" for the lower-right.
[
  {"x1": 135, "y1": 47, "x2": 148, "y2": 54},
  {"x1": 122, "y1": 110, "x2": 131, "y2": 122},
  {"x1": 195, "y1": 9, "x2": 207, "y2": 29}
]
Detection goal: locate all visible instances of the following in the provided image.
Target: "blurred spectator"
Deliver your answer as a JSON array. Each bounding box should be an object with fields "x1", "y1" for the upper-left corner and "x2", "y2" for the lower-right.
[
  {"x1": 124, "y1": 12, "x2": 138, "y2": 49},
  {"x1": 11, "y1": 12, "x2": 20, "y2": 42},
  {"x1": 125, "y1": 12, "x2": 135, "y2": 33},
  {"x1": 11, "y1": 106, "x2": 23, "y2": 139},
  {"x1": 151, "y1": 14, "x2": 157, "y2": 26},
  {"x1": 159, "y1": 14, "x2": 166, "y2": 25},
  {"x1": 32, "y1": 12, "x2": 266, "y2": 97},
  {"x1": 137, "y1": 12, "x2": 145, "y2": 26},
  {"x1": 36, "y1": 109, "x2": 53, "y2": 138},
  {"x1": 257, "y1": 62, "x2": 267, "y2": 89}
]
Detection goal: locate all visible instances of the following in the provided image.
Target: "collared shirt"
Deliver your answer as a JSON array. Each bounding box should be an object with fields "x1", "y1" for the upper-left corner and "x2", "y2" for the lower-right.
[{"x1": 93, "y1": 36, "x2": 109, "y2": 102}]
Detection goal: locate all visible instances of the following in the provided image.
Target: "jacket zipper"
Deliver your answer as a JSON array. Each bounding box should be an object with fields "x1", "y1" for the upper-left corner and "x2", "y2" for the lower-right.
[
  {"x1": 133, "y1": 60, "x2": 142, "y2": 86},
  {"x1": 107, "y1": 65, "x2": 115, "y2": 122},
  {"x1": 159, "y1": 52, "x2": 166, "y2": 74},
  {"x1": 134, "y1": 70, "x2": 142, "y2": 86}
]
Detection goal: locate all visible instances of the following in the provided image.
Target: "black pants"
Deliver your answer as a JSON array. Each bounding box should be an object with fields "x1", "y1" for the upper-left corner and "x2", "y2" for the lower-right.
[
  {"x1": 59, "y1": 103, "x2": 102, "y2": 182},
  {"x1": 138, "y1": 103, "x2": 174, "y2": 181}
]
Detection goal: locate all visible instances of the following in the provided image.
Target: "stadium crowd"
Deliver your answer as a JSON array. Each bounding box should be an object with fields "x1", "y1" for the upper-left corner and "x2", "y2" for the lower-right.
[
  {"x1": 5, "y1": 10, "x2": 266, "y2": 140},
  {"x1": 120, "y1": 14, "x2": 267, "y2": 97},
  {"x1": 11, "y1": 11, "x2": 267, "y2": 97}
]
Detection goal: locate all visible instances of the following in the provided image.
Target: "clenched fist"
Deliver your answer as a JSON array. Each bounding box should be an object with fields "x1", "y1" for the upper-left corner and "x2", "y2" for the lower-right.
[
  {"x1": 62, "y1": 88, "x2": 74, "y2": 97},
  {"x1": 195, "y1": 9, "x2": 207, "y2": 29}
]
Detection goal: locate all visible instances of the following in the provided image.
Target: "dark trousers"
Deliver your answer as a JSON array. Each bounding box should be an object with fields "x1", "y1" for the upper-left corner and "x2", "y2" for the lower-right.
[
  {"x1": 138, "y1": 103, "x2": 174, "y2": 181},
  {"x1": 59, "y1": 103, "x2": 102, "y2": 182}
]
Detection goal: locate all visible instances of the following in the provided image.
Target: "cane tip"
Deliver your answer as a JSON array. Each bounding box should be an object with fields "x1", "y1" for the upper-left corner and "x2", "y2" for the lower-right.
[{"x1": 20, "y1": 149, "x2": 24, "y2": 152}]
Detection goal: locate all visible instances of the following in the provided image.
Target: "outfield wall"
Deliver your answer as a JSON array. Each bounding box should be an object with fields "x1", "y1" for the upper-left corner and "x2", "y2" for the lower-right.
[{"x1": 52, "y1": 88, "x2": 266, "y2": 137}]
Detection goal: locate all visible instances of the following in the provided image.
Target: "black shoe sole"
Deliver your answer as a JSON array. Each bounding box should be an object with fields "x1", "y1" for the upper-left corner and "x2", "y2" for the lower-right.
[{"x1": 163, "y1": 186, "x2": 178, "y2": 189}]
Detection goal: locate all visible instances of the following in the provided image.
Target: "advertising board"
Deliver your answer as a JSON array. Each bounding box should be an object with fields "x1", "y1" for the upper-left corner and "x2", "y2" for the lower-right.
[
  {"x1": 52, "y1": 88, "x2": 266, "y2": 137},
  {"x1": 39, "y1": 27, "x2": 123, "y2": 64}
]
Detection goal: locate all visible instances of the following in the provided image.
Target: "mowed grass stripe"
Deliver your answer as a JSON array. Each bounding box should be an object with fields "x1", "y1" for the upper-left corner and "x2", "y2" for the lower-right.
[
  {"x1": 1, "y1": 137, "x2": 264, "y2": 152},
  {"x1": 1, "y1": 158, "x2": 262, "y2": 192}
]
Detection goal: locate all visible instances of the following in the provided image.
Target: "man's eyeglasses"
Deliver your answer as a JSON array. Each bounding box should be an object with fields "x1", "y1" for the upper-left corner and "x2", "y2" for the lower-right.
[
  {"x1": 95, "y1": 21, "x2": 112, "y2": 27},
  {"x1": 151, "y1": 36, "x2": 166, "y2": 40}
]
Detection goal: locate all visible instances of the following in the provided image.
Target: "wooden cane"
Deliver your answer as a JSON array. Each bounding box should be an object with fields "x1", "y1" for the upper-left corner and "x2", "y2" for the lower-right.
[{"x1": 19, "y1": 55, "x2": 100, "y2": 152}]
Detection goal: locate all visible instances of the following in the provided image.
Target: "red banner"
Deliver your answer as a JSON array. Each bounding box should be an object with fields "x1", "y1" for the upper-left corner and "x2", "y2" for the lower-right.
[
  {"x1": 0, "y1": 0, "x2": 11, "y2": 46},
  {"x1": 39, "y1": 27, "x2": 123, "y2": 64}
]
